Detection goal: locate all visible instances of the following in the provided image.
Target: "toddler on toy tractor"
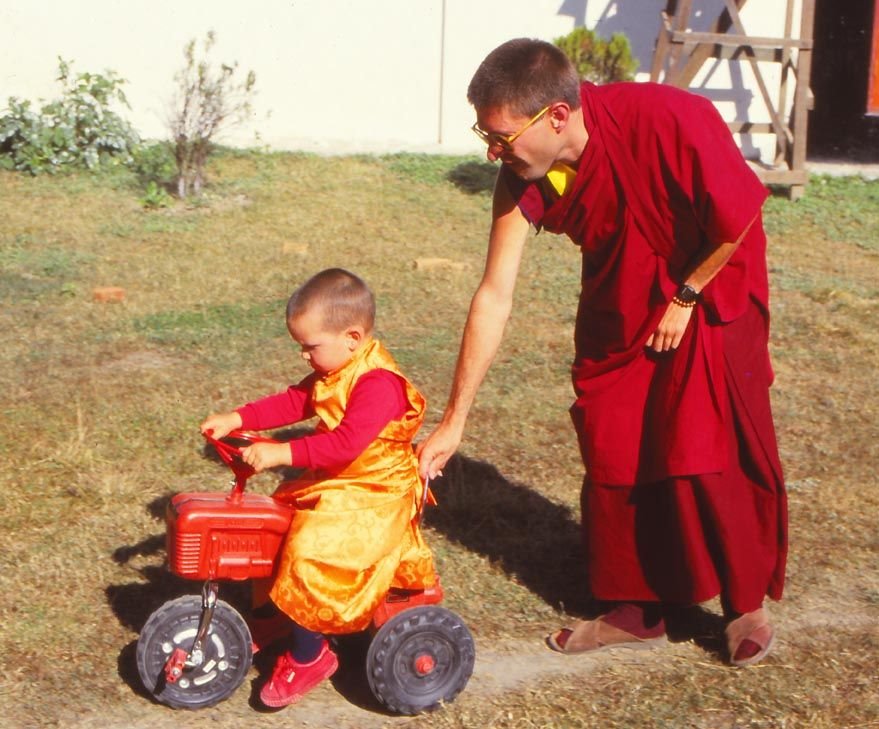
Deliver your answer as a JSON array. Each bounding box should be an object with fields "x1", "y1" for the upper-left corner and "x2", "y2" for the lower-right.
[{"x1": 136, "y1": 269, "x2": 474, "y2": 714}]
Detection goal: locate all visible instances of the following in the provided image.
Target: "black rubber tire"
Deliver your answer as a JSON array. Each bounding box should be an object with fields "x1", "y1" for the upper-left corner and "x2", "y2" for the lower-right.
[
  {"x1": 136, "y1": 595, "x2": 252, "y2": 709},
  {"x1": 366, "y1": 606, "x2": 475, "y2": 715}
]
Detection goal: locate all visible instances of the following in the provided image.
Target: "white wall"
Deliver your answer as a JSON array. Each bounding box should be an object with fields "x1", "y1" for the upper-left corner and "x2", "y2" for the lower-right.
[{"x1": 0, "y1": 0, "x2": 801, "y2": 160}]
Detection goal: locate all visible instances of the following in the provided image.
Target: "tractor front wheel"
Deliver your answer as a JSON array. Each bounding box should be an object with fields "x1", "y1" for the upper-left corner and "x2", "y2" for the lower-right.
[{"x1": 136, "y1": 595, "x2": 252, "y2": 709}]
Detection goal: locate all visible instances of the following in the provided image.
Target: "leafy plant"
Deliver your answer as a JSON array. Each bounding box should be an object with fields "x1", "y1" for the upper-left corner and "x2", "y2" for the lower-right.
[
  {"x1": 139, "y1": 181, "x2": 173, "y2": 209},
  {"x1": 0, "y1": 58, "x2": 139, "y2": 175},
  {"x1": 168, "y1": 31, "x2": 256, "y2": 198},
  {"x1": 130, "y1": 141, "x2": 177, "y2": 190},
  {"x1": 553, "y1": 27, "x2": 639, "y2": 83}
]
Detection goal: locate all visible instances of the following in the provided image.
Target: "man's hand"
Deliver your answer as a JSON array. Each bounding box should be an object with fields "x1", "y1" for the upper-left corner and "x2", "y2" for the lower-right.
[
  {"x1": 645, "y1": 302, "x2": 695, "y2": 352},
  {"x1": 416, "y1": 423, "x2": 463, "y2": 481},
  {"x1": 241, "y1": 442, "x2": 291, "y2": 473}
]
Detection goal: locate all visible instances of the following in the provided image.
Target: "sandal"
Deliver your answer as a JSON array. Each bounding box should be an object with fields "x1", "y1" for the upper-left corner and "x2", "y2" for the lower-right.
[
  {"x1": 725, "y1": 608, "x2": 776, "y2": 667},
  {"x1": 546, "y1": 615, "x2": 667, "y2": 655}
]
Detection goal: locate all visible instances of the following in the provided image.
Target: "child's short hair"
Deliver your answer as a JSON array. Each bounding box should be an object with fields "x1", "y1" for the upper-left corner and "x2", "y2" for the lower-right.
[{"x1": 287, "y1": 268, "x2": 376, "y2": 333}]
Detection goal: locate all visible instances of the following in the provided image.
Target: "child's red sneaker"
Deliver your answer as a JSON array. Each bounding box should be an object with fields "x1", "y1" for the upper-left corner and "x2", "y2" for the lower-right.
[{"x1": 259, "y1": 642, "x2": 339, "y2": 708}]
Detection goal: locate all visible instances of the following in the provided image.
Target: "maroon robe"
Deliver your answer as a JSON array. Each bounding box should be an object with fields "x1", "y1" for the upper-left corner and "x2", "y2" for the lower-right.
[{"x1": 504, "y1": 82, "x2": 787, "y2": 611}]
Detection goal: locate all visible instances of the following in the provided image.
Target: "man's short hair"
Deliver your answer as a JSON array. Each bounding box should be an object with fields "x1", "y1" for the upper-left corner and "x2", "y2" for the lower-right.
[
  {"x1": 467, "y1": 38, "x2": 581, "y2": 117},
  {"x1": 286, "y1": 268, "x2": 376, "y2": 333}
]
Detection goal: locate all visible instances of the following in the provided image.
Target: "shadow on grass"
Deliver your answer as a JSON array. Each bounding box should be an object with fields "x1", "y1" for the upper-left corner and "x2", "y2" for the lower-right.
[
  {"x1": 422, "y1": 454, "x2": 727, "y2": 659},
  {"x1": 107, "y1": 428, "x2": 276, "y2": 615},
  {"x1": 105, "y1": 427, "x2": 314, "y2": 635},
  {"x1": 232, "y1": 631, "x2": 390, "y2": 715},
  {"x1": 106, "y1": 446, "x2": 597, "y2": 634},
  {"x1": 106, "y1": 441, "x2": 721, "y2": 703},
  {"x1": 106, "y1": 430, "x2": 387, "y2": 710},
  {"x1": 447, "y1": 160, "x2": 497, "y2": 195},
  {"x1": 424, "y1": 453, "x2": 596, "y2": 617}
]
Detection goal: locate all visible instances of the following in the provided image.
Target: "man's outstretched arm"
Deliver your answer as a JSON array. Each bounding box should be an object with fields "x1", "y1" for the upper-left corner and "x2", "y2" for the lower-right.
[{"x1": 417, "y1": 177, "x2": 530, "y2": 479}]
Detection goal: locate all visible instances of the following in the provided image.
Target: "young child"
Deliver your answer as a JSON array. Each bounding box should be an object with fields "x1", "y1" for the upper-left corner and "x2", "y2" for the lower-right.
[{"x1": 201, "y1": 268, "x2": 436, "y2": 709}]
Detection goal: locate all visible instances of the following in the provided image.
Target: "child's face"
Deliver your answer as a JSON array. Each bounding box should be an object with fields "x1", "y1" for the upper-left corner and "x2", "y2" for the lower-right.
[{"x1": 287, "y1": 308, "x2": 363, "y2": 375}]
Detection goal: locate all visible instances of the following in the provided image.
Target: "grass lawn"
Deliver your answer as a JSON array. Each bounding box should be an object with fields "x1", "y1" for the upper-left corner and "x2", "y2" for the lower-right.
[{"x1": 0, "y1": 152, "x2": 877, "y2": 728}]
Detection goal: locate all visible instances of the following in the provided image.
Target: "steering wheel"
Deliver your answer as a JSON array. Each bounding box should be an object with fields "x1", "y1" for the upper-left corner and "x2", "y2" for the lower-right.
[{"x1": 202, "y1": 429, "x2": 281, "y2": 494}]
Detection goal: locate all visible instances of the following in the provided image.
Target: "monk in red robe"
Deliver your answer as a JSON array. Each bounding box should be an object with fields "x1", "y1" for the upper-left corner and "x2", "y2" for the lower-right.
[{"x1": 417, "y1": 38, "x2": 786, "y2": 667}]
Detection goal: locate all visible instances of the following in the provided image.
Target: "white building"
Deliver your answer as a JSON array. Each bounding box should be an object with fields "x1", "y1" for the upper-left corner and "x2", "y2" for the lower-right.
[{"x1": 0, "y1": 0, "x2": 807, "y2": 162}]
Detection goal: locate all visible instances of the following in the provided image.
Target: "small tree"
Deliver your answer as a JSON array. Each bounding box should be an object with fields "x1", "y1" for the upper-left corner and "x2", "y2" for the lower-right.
[
  {"x1": 553, "y1": 27, "x2": 639, "y2": 84},
  {"x1": 168, "y1": 31, "x2": 256, "y2": 198}
]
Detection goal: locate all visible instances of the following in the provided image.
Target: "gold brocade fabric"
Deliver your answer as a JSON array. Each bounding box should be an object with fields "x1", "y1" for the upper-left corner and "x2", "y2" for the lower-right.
[{"x1": 268, "y1": 339, "x2": 436, "y2": 634}]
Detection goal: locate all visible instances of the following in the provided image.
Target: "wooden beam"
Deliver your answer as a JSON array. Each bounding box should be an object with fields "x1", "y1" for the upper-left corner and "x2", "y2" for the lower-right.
[
  {"x1": 669, "y1": 0, "x2": 747, "y2": 86},
  {"x1": 727, "y1": 121, "x2": 782, "y2": 134},
  {"x1": 753, "y1": 168, "x2": 808, "y2": 185},
  {"x1": 787, "y1": 0, "x2": 814, "y2": 175},
  {"x1": 666, "y1": 30, "x2": 812, "y2": 49},
  {"x1": 665, "y1": 42, "x2": 803, "y2": 65}
]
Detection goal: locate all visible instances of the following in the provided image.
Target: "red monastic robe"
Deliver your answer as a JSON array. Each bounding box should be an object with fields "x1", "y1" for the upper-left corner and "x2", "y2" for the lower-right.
[{"x1": 504, "y1": 82, "x2": 787, "y2": 611}]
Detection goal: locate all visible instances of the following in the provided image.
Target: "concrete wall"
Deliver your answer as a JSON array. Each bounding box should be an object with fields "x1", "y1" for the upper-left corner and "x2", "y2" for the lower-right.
[{"x1": 0, "y1": 0, "x2": 800, "y2": 160}]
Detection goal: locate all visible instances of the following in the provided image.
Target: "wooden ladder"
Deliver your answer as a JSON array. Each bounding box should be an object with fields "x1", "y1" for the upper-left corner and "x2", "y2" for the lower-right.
[{"x1": 650, "y1": 0, "x2": 815, "y2": 199}]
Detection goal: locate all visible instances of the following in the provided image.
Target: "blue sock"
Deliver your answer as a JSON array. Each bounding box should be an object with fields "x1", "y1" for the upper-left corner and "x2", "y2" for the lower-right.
[{"x1": 289, "y1": 621, "x2": 324, "y2": 663}]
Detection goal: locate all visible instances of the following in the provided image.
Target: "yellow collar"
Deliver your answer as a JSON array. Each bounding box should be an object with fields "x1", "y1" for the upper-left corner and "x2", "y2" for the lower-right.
[{"x1": 545, "y1": 162, "x2": 577, "y2": 197}]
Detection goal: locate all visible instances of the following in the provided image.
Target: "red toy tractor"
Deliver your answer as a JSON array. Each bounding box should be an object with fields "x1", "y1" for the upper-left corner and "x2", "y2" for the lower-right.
[{"x1": 136, "y1": 431, "x2": 475, "y2": 715}]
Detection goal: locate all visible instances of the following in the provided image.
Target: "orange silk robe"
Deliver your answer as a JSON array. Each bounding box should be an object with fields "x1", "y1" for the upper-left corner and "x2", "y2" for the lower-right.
[{"x1": 268, "y1": 339, "x2": 436, "y2": 634}]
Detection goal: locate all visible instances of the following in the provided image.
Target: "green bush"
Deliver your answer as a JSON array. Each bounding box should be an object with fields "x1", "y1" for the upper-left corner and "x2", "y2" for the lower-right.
[
  {"x1": 130, "y1": 140, "x2": 177, "y2": 189},
  {"x1": 139, "y1": 180, "x2": 174, "y2": 209},
  {"x1": 553, "y1": 27, "x2": 639, "y2": 83},
  {"x1": 0, "y1": 58, "x2": 140, "y2": 175}
]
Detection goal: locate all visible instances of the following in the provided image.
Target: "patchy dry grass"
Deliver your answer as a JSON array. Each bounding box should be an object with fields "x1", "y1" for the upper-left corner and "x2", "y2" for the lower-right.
[{"x1": 1, "y1": 155, "x2": 877, "y2": 729}]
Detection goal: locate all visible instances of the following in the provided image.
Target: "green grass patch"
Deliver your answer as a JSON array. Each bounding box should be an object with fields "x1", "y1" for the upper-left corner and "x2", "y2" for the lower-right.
[
  {"x1": 765, "y1": 174, "x2": 879, "y2": 250},
  {"x1": 1, "y1": 160, "x2": 877, "y2": 727},
  {"x1": 133, "y1": 300, "x2": 286, "y2": 347}
]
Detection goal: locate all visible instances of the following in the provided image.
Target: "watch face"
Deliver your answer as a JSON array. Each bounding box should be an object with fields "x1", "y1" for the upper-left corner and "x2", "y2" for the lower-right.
[{"x1": 677, "y1": 284, "x2": 699, "y2": 303}]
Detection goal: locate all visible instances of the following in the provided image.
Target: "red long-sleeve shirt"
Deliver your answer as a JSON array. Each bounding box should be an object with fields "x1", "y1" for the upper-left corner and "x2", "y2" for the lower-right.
[{"x1": 236, "y1": 369, "x2": 407, "y2": 470}]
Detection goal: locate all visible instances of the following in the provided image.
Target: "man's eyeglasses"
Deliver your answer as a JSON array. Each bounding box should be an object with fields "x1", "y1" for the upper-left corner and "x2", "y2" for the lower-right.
[{"x1": 471, "y1": 105, "x2": 550, "y2": 151}]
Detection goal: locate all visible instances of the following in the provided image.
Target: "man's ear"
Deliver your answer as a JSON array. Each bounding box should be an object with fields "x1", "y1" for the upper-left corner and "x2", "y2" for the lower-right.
[{"x1": 549, "y1": 103, "x2": 571, "y2": 132}]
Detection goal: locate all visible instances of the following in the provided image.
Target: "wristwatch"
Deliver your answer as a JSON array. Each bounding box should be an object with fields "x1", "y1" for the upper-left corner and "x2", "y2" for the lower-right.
[{"x1": 672, "y1": 283, "x2": 700, "y2": 308}]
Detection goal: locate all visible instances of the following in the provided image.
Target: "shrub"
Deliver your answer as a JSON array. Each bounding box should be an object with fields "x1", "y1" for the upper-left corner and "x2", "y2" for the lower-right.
[
  {"x1": 139, "y1": 180, "x2": 173, "y2": 209},
  {"x1": 168, "y1": 31, "x2": 256, "y2": 198},
  {"x1": 553, "y1": 27, "x2": 639, "y2": 83},
  {"x1": 0, "y1": 58, "x2": 139, "y2": 175},
  {"x1": 130, "y1": 140, "x2": 177, "y2": 190}
]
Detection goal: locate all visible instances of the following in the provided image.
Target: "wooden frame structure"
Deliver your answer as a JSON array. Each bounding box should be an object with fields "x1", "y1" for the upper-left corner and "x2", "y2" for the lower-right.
[{"x1": 650, "y1": 0, "x2": 815, "y2": 198}]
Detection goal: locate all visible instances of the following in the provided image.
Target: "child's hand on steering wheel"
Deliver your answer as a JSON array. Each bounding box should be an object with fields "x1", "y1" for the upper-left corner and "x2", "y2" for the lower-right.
[
  {"x1": 200, "y1": 411, "x2": 244, "y2": 440},
  {"x1": 241, "y1": 442, "x2": 292, "y2": 473}
]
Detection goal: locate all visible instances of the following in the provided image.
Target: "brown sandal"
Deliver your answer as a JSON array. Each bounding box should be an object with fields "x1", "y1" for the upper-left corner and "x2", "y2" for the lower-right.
[
  {"x1": 725, "y1": 608, "x2": 776, "y2": 667},
  {"x1": 546, "y1": 615, "x2": 667, "y2": 655}
]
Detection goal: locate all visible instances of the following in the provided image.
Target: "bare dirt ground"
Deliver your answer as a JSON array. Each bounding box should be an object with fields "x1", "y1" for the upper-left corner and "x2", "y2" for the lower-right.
[{"x1": 33, "y1": 590, "x2": 877, "y2": 729}]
